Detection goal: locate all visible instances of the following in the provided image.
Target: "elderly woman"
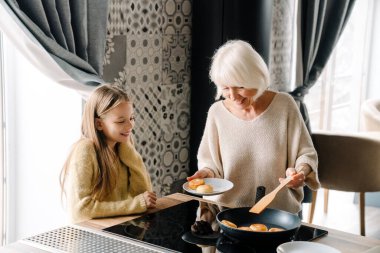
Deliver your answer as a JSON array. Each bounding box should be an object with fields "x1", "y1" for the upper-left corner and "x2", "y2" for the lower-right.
[{"x1": 187, "y1": 40, "x2": 320, "y2": 215}]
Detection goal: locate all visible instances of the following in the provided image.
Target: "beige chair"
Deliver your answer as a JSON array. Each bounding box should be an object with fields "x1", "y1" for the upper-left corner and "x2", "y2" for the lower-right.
[
  {"x1": 361, "y1": 99, "x2": 380, "y2": 131},
  {"x1": 308, "y1": 131, "x2": 380, "y2": 236}
]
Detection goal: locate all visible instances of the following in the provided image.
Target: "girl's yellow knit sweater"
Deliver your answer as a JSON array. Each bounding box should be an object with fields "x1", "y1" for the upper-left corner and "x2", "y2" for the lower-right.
[{"x1": 65, "y1": 138, "x2": 152, "y2": 223}]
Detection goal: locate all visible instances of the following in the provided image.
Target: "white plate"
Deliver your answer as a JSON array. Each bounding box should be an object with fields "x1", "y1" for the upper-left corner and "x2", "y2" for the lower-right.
[
  {"x1": 183, "y1": 178, "x2": 234, "y2": 196},
  {"x1": 277, "y1": 241, "x2": 341, "y2": 253}
]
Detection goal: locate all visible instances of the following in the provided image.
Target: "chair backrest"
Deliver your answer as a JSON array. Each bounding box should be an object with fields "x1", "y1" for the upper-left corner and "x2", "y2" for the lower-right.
[
  {"x1": 312, "y1": 132, "x2": 380, "y2": 193},
  {"x1": 361, "y1": 99, "x2": 380, "y2": 131}
]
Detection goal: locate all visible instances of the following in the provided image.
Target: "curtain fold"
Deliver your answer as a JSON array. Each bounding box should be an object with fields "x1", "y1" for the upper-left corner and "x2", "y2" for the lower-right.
[
  {"x1": 290, "y1": 0, "x2": 356, "y2": 202},
  {"x1": 0, "y1": 0, "x2": 109, "y2": 90},
  {"x1": 291, "y1": 0, "x2": 356, "y2": 129}
]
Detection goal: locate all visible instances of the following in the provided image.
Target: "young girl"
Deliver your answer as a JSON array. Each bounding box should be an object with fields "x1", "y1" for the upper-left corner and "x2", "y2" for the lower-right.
[{"x1": 60, "y1": 84, "x2": 156, "y2": 223}]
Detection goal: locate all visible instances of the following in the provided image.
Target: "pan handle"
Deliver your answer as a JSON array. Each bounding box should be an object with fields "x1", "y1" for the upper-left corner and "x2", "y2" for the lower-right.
[{"x1": 255, "y1": 186, "x2": 266, "y2": 203}]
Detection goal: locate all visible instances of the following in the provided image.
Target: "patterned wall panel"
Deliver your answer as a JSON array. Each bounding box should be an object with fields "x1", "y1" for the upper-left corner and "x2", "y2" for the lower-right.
[
  {"x1": 160, "y1": 2, "x2": 192, "y2": 192},
  {"x1": 103, "y1": 35, "x2": 127, "y2": 80},
  {"x1": 126, "y1": 84, "x2": 163, "y2": 193},
  {"x1": 162, "y1": 34, "x2": 191, "y2": 85},
  {"x1": 269, "y1": 0, "x2": 295, "y2": 92},
  {"x1": 103, "y1": 0, "x2": 192, "y2": 196},
  {"x1": 162, "y1": 0, "x2": 192, "y2": 34},
  {"x1": 107, "y1": 0, "x2": 129, "y2": 35},
  {"x1": 126, "y1": 0, "x2": 162, "y2": 34},
  {"x1": 125, "y1": 35, "x2": 162, "y2": 86},
  {"x1": 158, "y1": 83, "x2": 190, "y2": 194}
]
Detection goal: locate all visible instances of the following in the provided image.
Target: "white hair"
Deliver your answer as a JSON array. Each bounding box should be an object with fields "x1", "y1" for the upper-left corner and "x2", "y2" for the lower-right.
[{"x1": 209, "y1": 40, "x2": 270, "y2": 100}]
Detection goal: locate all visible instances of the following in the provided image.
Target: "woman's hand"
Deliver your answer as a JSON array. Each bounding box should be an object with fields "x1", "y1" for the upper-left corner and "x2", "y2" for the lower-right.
[
  {"x1": 186, "y1": 168, "x2": 214, "y2": 181},
  {"x1": 279, "y1": 167, "x2": 306, "y2": 189},
  {"x1": 143, "y1": 191, "x2": 157, "y2": 209}
]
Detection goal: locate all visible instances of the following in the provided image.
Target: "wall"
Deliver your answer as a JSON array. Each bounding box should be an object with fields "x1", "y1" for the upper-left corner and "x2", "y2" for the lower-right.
[
  {"x1": 102, "y1": 0, "x2": 192, "y2": 196},
  {"x1": 269, "y1": 0, "x2": 295, "y2": 91}
]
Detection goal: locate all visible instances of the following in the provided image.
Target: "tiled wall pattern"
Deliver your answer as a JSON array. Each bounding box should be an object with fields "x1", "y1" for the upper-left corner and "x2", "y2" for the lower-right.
[
  {"x1": 102, "y1": 0, "x2": 292, "y2": 196},
  {"x1": 269, "y1": 0, "x2": 295, "y2": 92},
  {"x1": 102, "y1": 0, "x2": 191, "y2": 196}
]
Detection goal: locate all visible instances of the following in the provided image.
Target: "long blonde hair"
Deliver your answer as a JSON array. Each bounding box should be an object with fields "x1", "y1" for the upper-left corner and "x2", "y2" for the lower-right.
[{"x1": 60, "y1": 83, "x2": 132, "y2": 201}]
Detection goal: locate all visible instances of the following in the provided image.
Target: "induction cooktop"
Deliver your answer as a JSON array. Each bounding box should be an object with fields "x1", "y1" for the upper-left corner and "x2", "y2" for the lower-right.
[{"x1": 103, "y1": 200, "x2": 327, "y2": 253}]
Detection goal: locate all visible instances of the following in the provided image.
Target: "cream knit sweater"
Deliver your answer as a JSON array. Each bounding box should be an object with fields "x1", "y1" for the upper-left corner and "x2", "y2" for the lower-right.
[
  {"x1": 198, "y1": 92, "x2": 319, "y2": 213},
  {"x1": 66, "y1": 138, "x2": 152, "y2": 223}
]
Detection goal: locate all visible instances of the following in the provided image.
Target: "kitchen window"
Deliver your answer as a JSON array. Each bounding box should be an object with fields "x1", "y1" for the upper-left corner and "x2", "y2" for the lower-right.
[
  {"x1": 304, "y1": 0, "x2": 374, "y2": 132},
  {"x1": 0, "y1": 34, "x2": 82, "y2": 243}
]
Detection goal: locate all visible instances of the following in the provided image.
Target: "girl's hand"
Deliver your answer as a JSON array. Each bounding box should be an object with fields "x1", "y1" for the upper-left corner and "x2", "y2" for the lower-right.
[
  {"x1": 186, "y1": 168, "x2": 214, "y2": 181},
  {"x1": 143, "y1": 191, "x2": 157, "y2": 209},
  {"x1": 279, "y1": 167, "x2": 305, "y2": 189}
]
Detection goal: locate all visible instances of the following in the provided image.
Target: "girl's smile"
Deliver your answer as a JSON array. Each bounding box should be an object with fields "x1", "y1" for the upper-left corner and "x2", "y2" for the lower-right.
[{"x1": 96, "y1": 101, "x2": 135, "y2": 148}]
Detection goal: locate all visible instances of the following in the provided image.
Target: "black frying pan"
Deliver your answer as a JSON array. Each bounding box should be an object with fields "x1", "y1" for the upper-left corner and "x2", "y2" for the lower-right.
[{"x1": 216, "y1": 207, "x2": 301, "y2": 245}]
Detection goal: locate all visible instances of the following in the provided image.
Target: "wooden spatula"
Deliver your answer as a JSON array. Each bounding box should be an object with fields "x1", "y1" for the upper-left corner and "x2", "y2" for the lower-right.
[{"x1": 249, "y1": 176, "x2": 293, "y2": 214}]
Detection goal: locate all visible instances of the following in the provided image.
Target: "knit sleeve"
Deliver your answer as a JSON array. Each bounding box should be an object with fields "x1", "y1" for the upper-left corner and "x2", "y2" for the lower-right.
[
  {"x1": 66, "y1": 140, "x2": 147, "y2": 223},
  {"x1": 286, "y1": 96, "x2": 320, "y2": 190},
  {"x1": 197, "y1": 104, "x2": 224, "y2": 178}
]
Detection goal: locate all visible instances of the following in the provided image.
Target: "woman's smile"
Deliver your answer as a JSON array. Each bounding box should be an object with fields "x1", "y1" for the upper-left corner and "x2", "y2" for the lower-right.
[{"x1": 231, "y1": 97, "x2": 251, "y2": 109}]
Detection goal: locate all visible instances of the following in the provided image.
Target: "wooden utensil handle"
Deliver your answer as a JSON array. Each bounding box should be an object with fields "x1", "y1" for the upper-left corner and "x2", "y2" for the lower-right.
[{"x1": 274, "y1": 176, "x2": 292, "y2": 192}]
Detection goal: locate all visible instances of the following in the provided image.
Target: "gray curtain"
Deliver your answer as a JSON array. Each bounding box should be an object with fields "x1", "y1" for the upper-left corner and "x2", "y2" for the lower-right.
[
  {"x1": 290, "y1": 0, "x2": 356, "y2": 203},
  {"x1": 291, "y1": 0, "x2": 356, "y2": 130},
  {"x1": 2, "y1": 0, "x2": 109, "y2": 86}
]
